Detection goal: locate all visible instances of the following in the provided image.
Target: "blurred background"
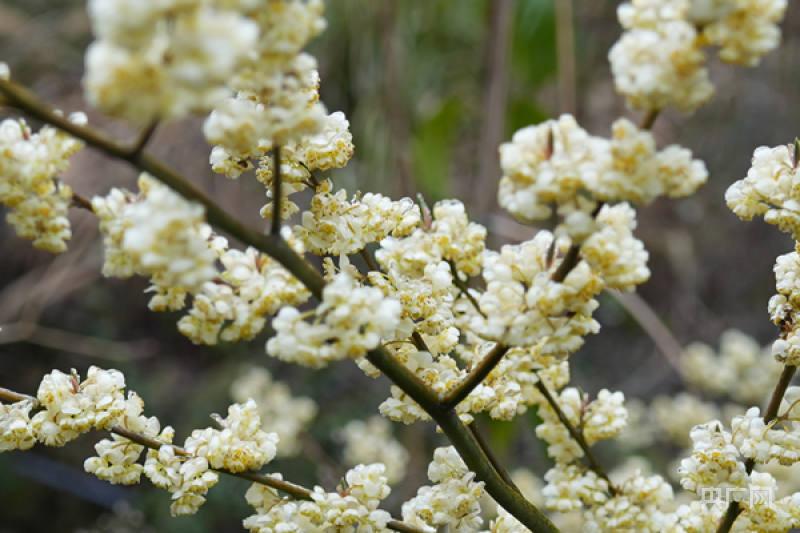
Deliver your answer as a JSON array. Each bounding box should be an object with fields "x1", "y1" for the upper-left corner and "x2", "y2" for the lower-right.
[{"x1": 1, "y1": 1, "x2": 800, "y2": 531}]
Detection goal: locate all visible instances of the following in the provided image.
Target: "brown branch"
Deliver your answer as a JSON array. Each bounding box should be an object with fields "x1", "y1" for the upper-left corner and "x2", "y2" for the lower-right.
[
  {"x1": 639, "y1": 109, "x2": 660, "y2": 130},
  {"x1": 533, "y1": 378, "x2": 619, "y2": 495},
  {"x1": 551, "y1": 244, "x2": 581, "y2": 283},
  {"x1": 360, "y1": 248, "x2": 381, "y2": 273},
  {"x1": 468, "y1": 421, "x2": 517, "y2": 490},
  {"x1": 127, "y1": 122, "x2": 159, "y2": 156},
  {"x1": 442, "y1": 344, "x2": 509, "y2": 409},
  {"x1": 411, "y1": 331, "x2": 430, "y2": 353},
  {"x1": 70, "y1": 191, "x2": 94, "y2": 211}
]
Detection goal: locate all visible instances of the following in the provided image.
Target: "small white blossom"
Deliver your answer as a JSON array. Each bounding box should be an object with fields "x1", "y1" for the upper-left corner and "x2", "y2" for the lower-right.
[{"x1": 267, "y1": 273, "x2": 402, "y2": 368}]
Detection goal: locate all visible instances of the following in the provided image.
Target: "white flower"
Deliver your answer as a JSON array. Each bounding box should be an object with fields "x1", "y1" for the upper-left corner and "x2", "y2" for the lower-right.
[
  {"x1": 0, "y1": 116, "x2": 84, "y2": 253},
  {"x1": 609, "y1": 22, "x2": 714, "y2": 113},
  {"x1": 267, "y1": 273, "x2": 402, "y2": 368},
  {"x1": 296, "y1": 179, "x2": 420, "y2": 256}
]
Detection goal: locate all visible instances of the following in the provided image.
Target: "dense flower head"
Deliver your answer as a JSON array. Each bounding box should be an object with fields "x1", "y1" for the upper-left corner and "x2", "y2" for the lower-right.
[
  {"x1": 472, "y1": 230, "x2": 602, "y2": 353},
  {"x1": 184, "y1": 399, "x2": 279, "y2": 473},
  {"x1": 581, "y1": 203, "x2": 650, "y2": 291},
  {"x1": 583, "y1": 471, "x2": 673, "y2": 533},
  {"x1": 610, "y1": 0, "x2": 786, "y2": 113},
  {"x1": 296, "y1": 179, "x2": 420, "y2": 256},
  {"x1": 368, "y1": 261, "x2": 458, "y2": 355},
  {"x1": 178, "y1": 226, "x2": 311, "y2": 345},
  {"x1": 402, "y1": 447, "x2": 485, "y2": 533},
  {"x1": 84, "y1": 0, "x2": 259, "y2": 123},
  {"x1": 93, "y1": 174, "x2": 219, "y2": 294},
  {"x1": 244, "y1": 465, "x2": 392, "y2": 533},
  {"x1": 678, "y1": 420, "x2": 749, "y2": 495},
  {"x1": 377, "y1": 199, "x2": 487, "y2": 279},
  {"x1": 726, "y1": 143, "x2": 800, "y2": 239},
  {"x1": 498, "y1": 115, "x2": 705, "y2": 268},
  {"x1": 0, "y1": 114, "x2": 85, "y2": 253},
  {"x1": 267, "y1": 272, "x2": 402, "y2": 367},
  {"x1": 609, "y1": 22, "x2": 713, "y2": 113}
]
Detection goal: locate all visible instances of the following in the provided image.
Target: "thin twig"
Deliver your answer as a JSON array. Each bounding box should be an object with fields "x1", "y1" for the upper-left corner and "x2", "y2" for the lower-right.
[
  {"x1": 126, "y1": 122, "x2": 158, "y2": 156},
  {"x1": 442, "y1": 344, "x2": 509, "y2": 409},
  {"x1": 70, "y1": 191, "x2": 94, "y2": 211},
  {"x1": 448, "y1": 260, "x2": 485, "y2": 318},
  {"x1": 360, "y1": 248, "x2": 381, "y2": 273},
  {"x1": 271, "y1": 144, "x2": 282, "y2": 236},
  {"x1": 468, "y1": 421, "x2": 517, "y2": 490},
  {"x1": 551, "y1": 244, "x2": 581, "y2": 283},
  {"x1": 639, "y1": 109, "x2": 660, "y2": 130},
  {"x1": 0, "y1": 387, "x2": 427, "y2": 533},
  {"x1": 533, "y1": 378, "x2": 619, "y2": 495},
  {"x1": 411, "y1": 331, "x2": 430, "y2": 353}
]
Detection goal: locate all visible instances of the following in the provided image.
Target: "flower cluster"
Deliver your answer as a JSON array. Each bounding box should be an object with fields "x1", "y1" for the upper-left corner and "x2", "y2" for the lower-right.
[
  {"x1": 230, "y1": 366, "x2": 317, "y2": 458},
  {"x1": 471, "y1": 230, "x2": 602, "y2": 352},
  {"x1": 243, "y1": 464, "x2": 393, "y2": 533},
  {"x1": 84, "y1": 0, "x2": 259, "y2": 123},
  {"x1": 0, "y1": 367, "x2": 131, "y2": 451},
  {"x1": 610, "y1": 0, "x2": 787, "y2": 113},
  {"x1": 94, "y1": 178, "x2": 308, "y2": 343},
  {"x1": 0, "y1": 113, "x2": 85, "y2": 253},
  {"x1": 296, "y1": 178, "x2": 420, "y2": 256},
  {"x1": 184, "y1": 399, "x2": 279, "y2": 473},
  {"x1": 368, "y1": 261, "x2": 459, "y2": 355},
  {"x1": 377, "y1": 199, "x2": 488, "y2": 278},
  {"x1": 726, "y1": 143, "x2": 800, "y2": 239},
  {"x1": 267, "y1": 272, "x2": 402, "y2": 368},
  {"x1": 498, "y1": 115, "x2": 707, "y2": 225},
  {"x1": 402, "y1": 447, "x2": 485, "y2": 533},
  {"x1": 93, "y1": 174, "x2": 221, "y2": 294},
  {"x1": 178, "y1": 227, "x2": 311, "y2": 344}
]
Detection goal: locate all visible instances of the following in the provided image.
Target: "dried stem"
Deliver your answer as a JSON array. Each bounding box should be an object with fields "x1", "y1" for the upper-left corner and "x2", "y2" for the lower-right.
[
  {"x1": 533, "y1": 378, "x2": 619, "y2": 495},
  {"x1": 442, "y1": 344, "x2": 509, "y2": 409}
]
